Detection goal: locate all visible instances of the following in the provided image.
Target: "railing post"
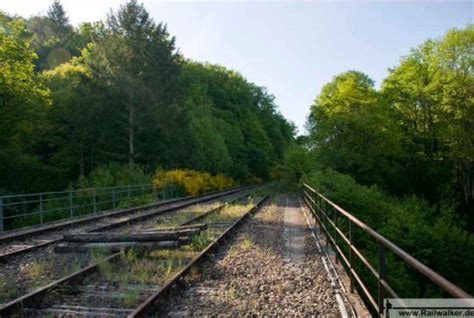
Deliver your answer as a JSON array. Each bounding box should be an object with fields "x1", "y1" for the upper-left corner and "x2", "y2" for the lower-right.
[
  {"x1": 349, "y1": 220, "x2": 354, "y2": 293},
  {"x1": 324, "y1": 201, "x2": 330, "y2": 249},
  {"x1": 128, "y1": 185, "x2": 131, "y2": 200},
  {"x1": 39, "y1": 194, "x2": 44, "y2": 225},
  {"x1": 69, "y1": 192, "x2": 74, "y2": 218},
  {"x1": 0, "y1": 198, "x2": 4, "y2": 232},
  {"x1": 93, "y1": 191, "x2": 97, "y2": 214},
  {"x1": 141, "y1": 185, "x2": 144, "y2": 197},
  {"x1": 378, "y1": 243, "x2": 386, "y2": 317},
  {"x1": 312, "y1": 192, "x2": 317, "y2": 217},
  {"x1": 333, "y1": 207, "x2": 338, "y2": 264},
  {"x1": 112, "y1": 189, "x2": 116, "y2": 210}
]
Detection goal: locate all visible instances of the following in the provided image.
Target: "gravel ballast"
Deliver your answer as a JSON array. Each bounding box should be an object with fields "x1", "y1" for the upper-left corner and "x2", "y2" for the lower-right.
[
  {"x1": 160, "y1": 196, "x2": 347, "y2": 316},
  {"x1": 0, "y1": 195, "x2": 240, "y2": 306}
]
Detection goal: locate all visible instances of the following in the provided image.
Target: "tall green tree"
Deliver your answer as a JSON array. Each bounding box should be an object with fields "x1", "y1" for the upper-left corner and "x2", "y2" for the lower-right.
[
  {"x1": 90, "y1": 0, "x2": 182, "y2": 166},
  {"x1": 308, "y1": 71, "x2": 401, "y2": 188},
  {"x1": 181, "y1": 62, "x2": 294, "y2": 181},
  {"x1": 27, "y1": 1, "x2": 80, "y2": 70},
  {"x1": 0, "y1": 13, "x2": 56, "y2": 192},
  {"x1": 1, "y1": 1, "x2": 295, "y2": 193},
  {"x1": 41, "y1": 52, "x2": 103, "y2": 177},
  {"x1": 382, "y1": 25, "x2": 474, "y2": 224}
]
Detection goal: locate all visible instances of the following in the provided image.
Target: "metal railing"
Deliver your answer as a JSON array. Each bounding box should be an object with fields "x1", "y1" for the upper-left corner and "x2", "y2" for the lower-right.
[
  {"x1": 0, "y1": 184, "x2": 165, "y2": 232},
  {"x1": 302, "y1": 183, "x2": 472, "y2": 317}
]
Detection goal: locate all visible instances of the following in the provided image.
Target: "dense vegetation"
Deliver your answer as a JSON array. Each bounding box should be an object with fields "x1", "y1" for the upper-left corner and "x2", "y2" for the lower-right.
[
  {"x1": 281, "y1": 25, "x2": 473, "y2": 297},
  {"x1": 152, "y1": 169, "x2": 235, "y2": 196},
  {"x1": 0, "y1": 0, "x2": 294, "y2": 194}
]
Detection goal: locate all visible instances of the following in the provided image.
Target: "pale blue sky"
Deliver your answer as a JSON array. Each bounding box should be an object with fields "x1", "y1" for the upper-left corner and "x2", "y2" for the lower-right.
[{"x1": 2, "y1": 1, "x2": 473, "y2": 133}]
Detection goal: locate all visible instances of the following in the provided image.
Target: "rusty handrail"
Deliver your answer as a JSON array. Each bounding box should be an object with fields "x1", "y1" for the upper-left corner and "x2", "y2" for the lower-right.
[{"x1": 302, "y1": 183, "x2": 472, "y2": 316}]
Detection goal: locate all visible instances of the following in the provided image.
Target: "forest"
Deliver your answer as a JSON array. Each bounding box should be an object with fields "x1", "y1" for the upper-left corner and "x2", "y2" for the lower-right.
[
  {"x1": 281, "y1": 24, "x2": 474, "y2": 297},
  {"x1": 0, "y1": 0, "x2": 294, "y2": 194}
]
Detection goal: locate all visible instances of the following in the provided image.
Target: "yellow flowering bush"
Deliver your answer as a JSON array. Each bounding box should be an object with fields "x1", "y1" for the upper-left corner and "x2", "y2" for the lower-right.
[{"x1": 152, "y1": 169, "x2": 235, "y2": 196}]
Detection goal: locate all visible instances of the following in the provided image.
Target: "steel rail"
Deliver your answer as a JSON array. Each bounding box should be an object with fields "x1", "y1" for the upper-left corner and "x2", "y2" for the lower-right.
[
  {"x1": 129, "y1": 196, "x2": 270, "y2": 317},
  {"x1": 90, "y1": 187, "x2": 250, "y2": 232},
  {"x1": 0, "y1": 186, "x2": 246, "y2": 244},
  {"x1": 0, "y1": 253, "x2": 121, "y2": 316},
  {"x1": 302, "y1": 183, "x2": 472, "y2": 316},
  {"x1": 0, "y1": 193, "x2": 259, "y2": 316},
  {"x1": 178, "y1": 194, "x2": 250, "y2": 227},
  {"x1": 0, "y1": 187, "x2": 251, "y2": 261}
]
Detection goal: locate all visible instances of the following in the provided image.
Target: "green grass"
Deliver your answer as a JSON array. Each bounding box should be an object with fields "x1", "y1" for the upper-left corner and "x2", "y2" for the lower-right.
[{"x1": 190, "y1": 232, "x2": 213, "y2": 251}]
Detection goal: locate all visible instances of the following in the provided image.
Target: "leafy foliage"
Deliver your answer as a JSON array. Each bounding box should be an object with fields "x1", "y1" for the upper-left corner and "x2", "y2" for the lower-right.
[
  {"x1": 306, "y1": 25, "x2": 474, "y2": 227},
  {"x1": 71, "y1": 163, "x2": 151, "y2": 189},
  {"x1": 0, "y1": 12, "x2": 58, "y2": 193},
  {"x1": 381, "y1": 25, "x2": 474, "y2": 223},
  {"x1": 280, "y1": 24, "x2": 474, "y2": 299},
  {"x1": 152, "y1": 169, "x2": 235, "y2": 196},
  {"x1": 0, "y1": 1, "x2": 294, "y2": 195},
  {"x1": 303, "y1": 168, "x2": 474, "y2": 296}
]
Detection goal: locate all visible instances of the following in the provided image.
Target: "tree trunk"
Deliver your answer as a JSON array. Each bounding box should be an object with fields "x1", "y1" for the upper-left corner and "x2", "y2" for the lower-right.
[
  {"x1": 462, "y1": 161, "x2": 473, "y2": 204},
  {"x1": 128, "y1": 101, "x2": 135, "y2": 166},
  {"x1": 461, "y1": 160, "x2": 474, "y2": 231}
]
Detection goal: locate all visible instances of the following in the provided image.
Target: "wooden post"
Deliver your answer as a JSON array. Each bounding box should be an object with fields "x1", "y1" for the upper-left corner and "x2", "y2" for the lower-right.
[{"x1": 63, "y1": 230, "x2": 200, "y2": 242}]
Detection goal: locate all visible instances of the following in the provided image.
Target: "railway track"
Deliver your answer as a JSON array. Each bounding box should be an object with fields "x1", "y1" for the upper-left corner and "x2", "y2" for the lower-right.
[
  {"x1": 0, "y1": 186, "x2": 250, "y2": 261},
  {"x1": 154, "y1": 196, "x2": 359, "y2": 317},
  {"x1": 0, "y1": 188, "x2": 254, "y2": 307},
  {"x1": 0, "y1": 194, "x2": 269, "y2": 317}
]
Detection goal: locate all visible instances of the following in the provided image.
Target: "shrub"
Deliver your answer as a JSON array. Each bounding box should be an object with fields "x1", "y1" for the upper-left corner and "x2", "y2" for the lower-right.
[
  {"x1": 72, "y1": 163, "x2": 151, "y2": 189},
  {"x1": 152, "y1": 169, "x2": 235, "y2": 196}
]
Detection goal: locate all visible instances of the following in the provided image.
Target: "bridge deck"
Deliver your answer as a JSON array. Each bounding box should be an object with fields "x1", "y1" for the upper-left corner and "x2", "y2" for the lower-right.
[{"x1": 163, "y1": 195, "x2": 369, "y2": 317}]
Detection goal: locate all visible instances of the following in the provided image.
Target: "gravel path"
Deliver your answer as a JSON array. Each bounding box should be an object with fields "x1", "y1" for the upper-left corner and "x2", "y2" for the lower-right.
[{"x1": 160, "y1": 196, "x2": 345, "y2": 317}]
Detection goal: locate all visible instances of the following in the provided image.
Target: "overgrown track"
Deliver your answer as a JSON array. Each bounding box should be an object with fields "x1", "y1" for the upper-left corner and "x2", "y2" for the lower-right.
[
  {"x1": 131, "y1": 196, "x2": 270, "y2": 317},
  {"x1": 0, "y1": 194, "x2": 268, "y2": 317},
  {"x1": 0, "y1": 186, "x2": 250, "y2": 261},
  {"x1": 0, "y1": 192, "x2": 251, "y2": 308}
]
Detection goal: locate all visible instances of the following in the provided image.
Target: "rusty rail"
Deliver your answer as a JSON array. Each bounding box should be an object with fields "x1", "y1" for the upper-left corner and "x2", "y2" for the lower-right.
[
  {"x1": 129, "y1": 195, "x2": 270, "y2": 317},
  {"x1": 302, "y1": 183, "x2": 472, "y2": 317},
  {"x1": 0, "y1": 192, "x2": 259, "y2": 316},
  {"x1": 0, "y1": 187, "x2": 251, "y2": 261}
]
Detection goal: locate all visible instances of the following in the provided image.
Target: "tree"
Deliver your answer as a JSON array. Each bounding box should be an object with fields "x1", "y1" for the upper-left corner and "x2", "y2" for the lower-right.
[
  {"x1": 41, "y1": 52, "x2": 101, "y2": 177},
  {"x1": 382, "y1": 25, "x2": 474, "y2": 225},
  {"x1": 47, "y1": 0, "x2": 70, "y2": 34},
  {"x1": 27, "y1": 1, "x2": 80, "y2": 70},
  {"x1": 308, "y1": 71, "x2": 401, "y2": 189},
  {"x1": 90, "y1": 0, "x2": 182, "y2": 166},
  {"x1": 1, "y1": 1, "x2": 295, "y2": 193},
  {"x1": 181, "y1": 61, "x2": 294, "y2": 181},
  {"x1": 0, "y1": 13, "x2": 56, "y2": 192}
]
